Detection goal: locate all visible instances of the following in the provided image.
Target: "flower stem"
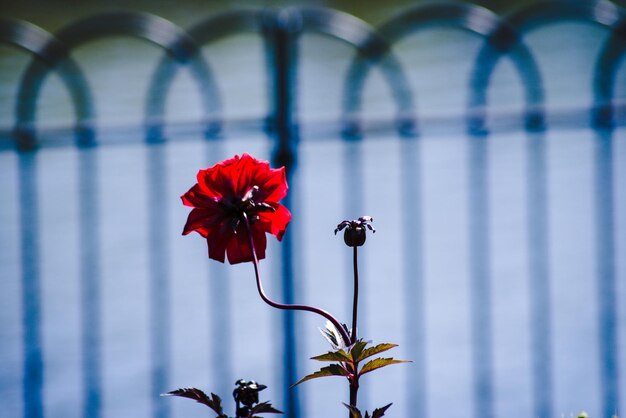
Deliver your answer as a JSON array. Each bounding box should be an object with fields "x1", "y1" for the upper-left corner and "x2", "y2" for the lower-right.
[
  {"x1": 351, "y1": 245, "x2": 358, "y2": 344},
  {"x1": 349, "y1": 378, "x2": 358, "y2": 417},
  {"x1": 349, "y1": 245, "x2": 359, "y2": 414},
  {"x1": 242, "y1": 215, "x2": 352, "y2": 347}
]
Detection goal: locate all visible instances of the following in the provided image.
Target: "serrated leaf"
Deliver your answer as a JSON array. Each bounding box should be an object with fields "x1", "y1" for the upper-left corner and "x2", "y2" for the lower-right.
[
  {"x1": 250, "y1": 401, "x2": 283, "y2": 415},
  {"x1": 320, "y1": 321, "x2": 351, "y2": 351},
  {"x1": 344, "y1": 402, "x2": 392, "y2": 418},
  {"x1": 210, "y1": 392, "x2": 223, "y2": 409},
  {"x1": 292, "y1": 364, "x2": 350, "y2": 386},
  {"x1": 371, "y1": 403, "x2": 393, "y2": 418},
  {"x1": 357, "y1": 343, "x2": 398, "y2": 362},
  {"x1": 161, "y1": 388, "x2": 225, "y2": 416},
  {"x1": 342, "y1": 403, "x2": 362, "y2": 418},
  {"x1": 310, "y1": 350, "x2": 352, "y2": 363},
  {"x1": 359, "y1": 358, "x2": 411, "y2": 376},
  {"x1": 349, "y1": 340, "x2": 368, "y2": 362}
]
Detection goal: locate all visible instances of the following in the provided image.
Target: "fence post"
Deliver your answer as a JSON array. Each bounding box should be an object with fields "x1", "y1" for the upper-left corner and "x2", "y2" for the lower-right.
[
  {"x1": 19, "y1": 151, "x2": 44, "y2": 418},
  {"x1": 268, "y1": 9, "x2": 301, "y2": 418}
]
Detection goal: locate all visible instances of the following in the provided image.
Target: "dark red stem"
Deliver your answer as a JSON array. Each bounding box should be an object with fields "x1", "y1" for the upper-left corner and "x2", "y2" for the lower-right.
[
  {"x1": 351, "y1": 245, "x2": 359, "y2": 344},
  {"x1": 348, "y1": 245, "x2": 360, "y2": 415},
  {"x1": 242, "y1": 215, "x2": 352, "y2": 347},
  {"x1": 349, "y1": 378, "x2": 359, "y2": 416}
]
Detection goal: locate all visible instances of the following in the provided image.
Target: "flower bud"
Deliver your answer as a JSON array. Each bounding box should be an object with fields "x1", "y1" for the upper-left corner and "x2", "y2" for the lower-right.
[
  {"x1": 335, "y1": 216, "x2": 375, "y2": 247},
  {"x1": 344, "y1": 225, "x2": 366, "y2": 246},
  {"x1": 233, "y1": 379, "x2": 266, "y2": 407}
]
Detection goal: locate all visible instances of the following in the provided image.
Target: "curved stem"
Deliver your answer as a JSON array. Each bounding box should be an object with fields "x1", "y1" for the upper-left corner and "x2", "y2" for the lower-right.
[
  {"x1": 349, "y1": 245, "x2": 360, "y2": 415},
  {"x1": 242, "y1": 215, "x2": 352, "y2": 347},
  {"x1": 351, "y1": 245, "x2": 359, "y2": 344}
]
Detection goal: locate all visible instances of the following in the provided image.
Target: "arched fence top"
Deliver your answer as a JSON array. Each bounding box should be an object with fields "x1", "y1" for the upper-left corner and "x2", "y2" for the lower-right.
[
  {"x1": 2, "y1": 1, "x2": 625, "y2": 151},
  {"x1": 185, "y1": 8, "x2": 269, "y2": 45},
  {"x1": 292, "y1": 7, "x2": 389, "y2": 55},
  {"x1": 378, "y1": 2, "x2": 507, "y2": 41},
  {"x1": 12, "y1": 11, "x2": 221, "y2": 149},
  {"x1": 505, "y1": 0, "x2": 626, "y2": 129},
  {"x1": 53, "y1": 11, "x2": 200, "y2": 62},
  {"x1": 0, "y1": 18, "x2": 94, "y2": 151},
  {"x1": 0, "y1": 18, "x2": 67, "y2": 63},
  {"x1": 508, "y1": 0, "x2": 624, "y2": 32},
  {"x1": 594, "y1": 13, "x2": 626, "y2": 127},
  {"x1": 342, "y1": 1, "x2": 543, "y2": 138},
  {"x1": 276, "y1": 7, "x2": 416, "y2": 140}
]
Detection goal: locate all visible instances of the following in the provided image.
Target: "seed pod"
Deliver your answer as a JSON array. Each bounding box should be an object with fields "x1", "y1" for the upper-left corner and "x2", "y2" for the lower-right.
[
  {"x1": 344, "y1": 225, "x2": 366, "y2": 247},
  {"x1": 335, "y1": 216, "x2": 375, "y2": 247}
]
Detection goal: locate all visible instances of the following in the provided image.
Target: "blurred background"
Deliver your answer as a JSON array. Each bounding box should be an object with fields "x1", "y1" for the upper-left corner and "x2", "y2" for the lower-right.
[{"x1": 1, "y1": 0, "x2": 625, "y2": 417}]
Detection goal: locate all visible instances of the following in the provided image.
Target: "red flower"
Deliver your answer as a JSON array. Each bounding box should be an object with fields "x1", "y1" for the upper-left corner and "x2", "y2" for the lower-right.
[{"x1": 181, "y1": 153, "x2": 291, "y2": 264}]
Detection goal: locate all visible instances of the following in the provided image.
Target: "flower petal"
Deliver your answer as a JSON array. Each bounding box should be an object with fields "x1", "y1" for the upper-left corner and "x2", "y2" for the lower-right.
[
  {"x1": 215, "y1": 155, "x2": 243, "y2": 198},
  {"x1": 196, "y1": 155, "x2": 241, "y2": 199},
  {"x1": 258, "y1": 203, "x2": 291, "y2": 241},
  {"x1": 181, "y1": 184, "x2": 220, "y2": 209},
  {"x1": 226, "y1": 224, "x2": 267, "y2": 264},
  {"x1": 206, "y1": 227, "x2": 232, "y2": 263},
  {"x1": 182, "y1": 208, "x2": 210, "y2": 236},
  {"x1": 235, "y1": 153, "x2": 266, "y2": 198},
  {"x1": 226, "y1": 231, "x2": 249, "y2": 264},
  {"x1": 255, "y1": 166, "x2": 288, "y2": 203}
]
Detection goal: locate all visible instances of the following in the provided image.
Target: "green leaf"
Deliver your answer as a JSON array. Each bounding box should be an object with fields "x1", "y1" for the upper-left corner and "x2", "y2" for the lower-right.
[
  {"x1": 161, "y1": 388, "x2": 226, "y2": 417},
  {"x1": 371, "y1": 403, "x2": 393, "y2": 418},
  {"x1": 342, "y1": 403, "x2": 362, "y2": 418},
  {"x1": 209, "y1": 393, "x2": 225, "y2": 417},
  {"x1": 320, "y1": 321, "x2": 351, "y2": 351},
  {"x1": 358, "y1": 343, "x2": 398, "y2": 362},
  {"x1": 250, "y1": 401, "x2": 283, "y2": 415},
  {"x1": 310, "y1": 350, "x2": 352, "y2": 363},
  {"x1": 359, "y1": 358, "x2": 411, "y2": 376},
  {"x1": 349, "y1": 340, "x2": 369, "y2": 362},
  {"x1": 344, "y1": 402, "x2": 392, "y2": 418},
  {"x1": 292, "y1": 364, "x2": 350, "y2": 386}
]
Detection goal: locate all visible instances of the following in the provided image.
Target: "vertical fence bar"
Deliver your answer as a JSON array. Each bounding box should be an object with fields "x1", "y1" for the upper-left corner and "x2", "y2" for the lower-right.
[
  {"x1": 526, "y1": 132, "x2": 552, "y2": 418},
  {"x1": 147, "y1": 143, "x2": 171, "y2": 418},
  {"x1": 207, "y1": 260, "x2": 232, "y2": 398},
  {"x1": 19, "y1": 151, "x2": 44, "y2": 418},
  {"x1": 400, "y1": 137, "x2": 427, "y2": 418},
  {"x1": 269, "y1": 10, "x2": 300, "y2": 418},
  {"x1": 78, "y1": 147, "x2": 102, "y2": 418},
  {"x1": 594, "y1": 130, "x2": 620, "y2": 418},
  {"x1": 592, "y1": 15, "x2": 623, "y2": 417},
  {"x1": 467, "y1": 135, "x2": 493, "y2": 418},
  {"x1": 276, "y1": 173, "x2": 299, "y2": 418},
  {"x1": 205, "y1": 141, "x2": 234, "y2": 399}
]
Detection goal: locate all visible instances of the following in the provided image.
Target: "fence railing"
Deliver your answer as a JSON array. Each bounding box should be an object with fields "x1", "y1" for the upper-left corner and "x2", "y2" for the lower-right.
[{"x1": 1, "y1": 1, "x2": 624, "y2": 418}]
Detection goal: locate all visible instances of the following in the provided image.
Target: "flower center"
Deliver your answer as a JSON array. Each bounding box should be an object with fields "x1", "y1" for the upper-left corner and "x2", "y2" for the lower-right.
[{"x1": 218, "y1": 185, "x2": 276, "y2": 232}]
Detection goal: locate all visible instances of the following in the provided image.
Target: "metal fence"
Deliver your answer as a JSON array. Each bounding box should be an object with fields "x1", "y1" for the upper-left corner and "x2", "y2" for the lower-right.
[{"x1": 1, "y1": 1, "x2": 625, "y2": 417}]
